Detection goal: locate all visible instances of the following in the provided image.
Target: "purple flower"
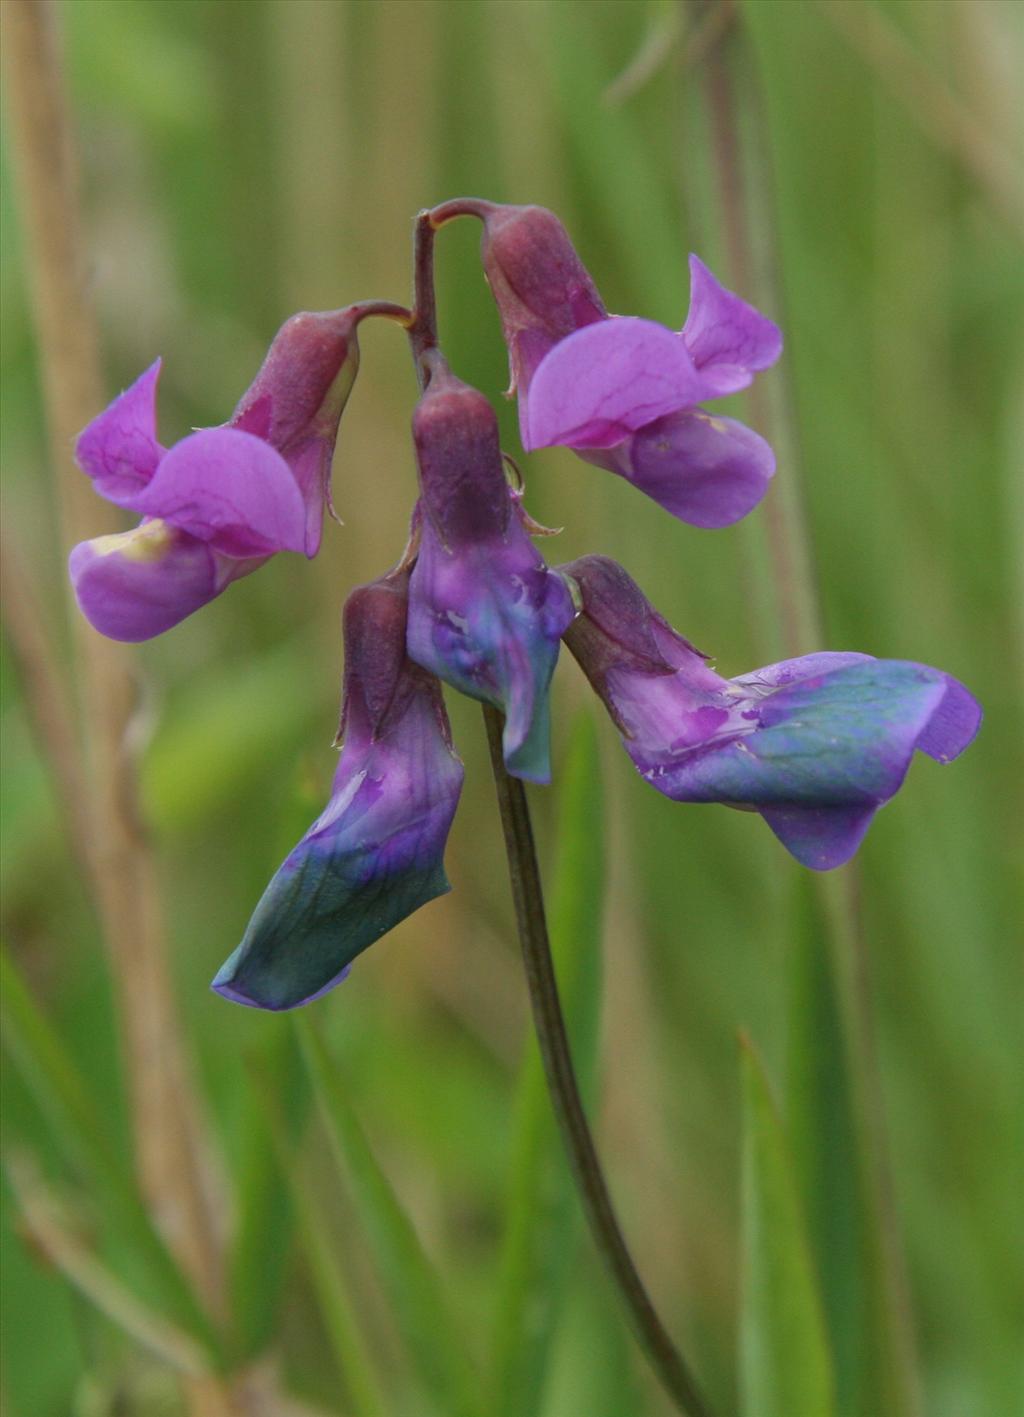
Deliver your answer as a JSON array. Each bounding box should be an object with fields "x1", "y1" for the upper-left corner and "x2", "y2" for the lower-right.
[
  {"x1": 69, "y1": 309, "x2": 362, "y2": 641},
  {"x1": 405, "y1": 359, "x2": 575, "y2": 785},
  {"x1": 212, "y1": 569, "x2": 463, "y2": 1010},
  {"x1": 561, "y1": 556, "x2": 981, "y2": 869},
  {"x1": 478, "y1": 202, "x2": 780, "y2": 529}
]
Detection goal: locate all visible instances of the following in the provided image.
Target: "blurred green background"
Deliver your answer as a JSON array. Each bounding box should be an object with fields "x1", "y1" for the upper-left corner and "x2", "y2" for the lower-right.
[{"x1": 2, "y1": 2, "x2": 1021, "y2": 1415}]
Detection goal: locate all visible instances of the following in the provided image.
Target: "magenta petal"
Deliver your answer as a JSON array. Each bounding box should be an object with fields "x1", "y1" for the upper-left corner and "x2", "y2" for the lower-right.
[
  {"x1": 133, "y1": 428, "x2": 307, "y2": 557},
  {"x1": 75, "y1": 360, "x2": 166, "y2": 508},
  {"x1": 915, "y1": 674, "x2": 982, "y2": 762},
  {"x1": 682, "y1": 256, "x2": 782, "y2": 398},
  {"x1": 68, "y1": 521, "x2": 220, "y2": 641},
  {"x1": 524, "y1": 317, "x2": 702, "y2": 451},
  {"x1": 588, "y1": 408, "x2": 775, "y2": 528}
]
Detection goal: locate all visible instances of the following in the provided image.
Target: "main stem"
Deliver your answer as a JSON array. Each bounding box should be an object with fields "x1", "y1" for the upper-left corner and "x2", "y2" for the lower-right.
[
  {"x1": 482, "y1": 708, "x2": 713, "y2": 1417},
  {"x1": 409, "y1": 209, "x2": 713, "y2": 1416}
]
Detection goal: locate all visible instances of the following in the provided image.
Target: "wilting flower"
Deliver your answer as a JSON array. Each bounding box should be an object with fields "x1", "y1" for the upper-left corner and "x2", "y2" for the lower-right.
[
  {"x1": 405, "y1": 356, "x2": 575, "y2": 784},
  {"x1": 477, "y1": 201, "x2": 780, "y2": 528},
  {"x1": 212, "y1": 569, "x2": 463, "y2": 1010},
  {"x1": 69, "y1": 308, "x2": 362, "y2": 641},
  {"x1": 561, "y1": 556, "x2": 981, "y2": 869}
]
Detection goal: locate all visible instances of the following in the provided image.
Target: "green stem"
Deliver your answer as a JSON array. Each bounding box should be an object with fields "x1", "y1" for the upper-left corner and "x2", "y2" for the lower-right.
[{"x1": 482, "y1": 704, "x2": 714, "y2": 1417}]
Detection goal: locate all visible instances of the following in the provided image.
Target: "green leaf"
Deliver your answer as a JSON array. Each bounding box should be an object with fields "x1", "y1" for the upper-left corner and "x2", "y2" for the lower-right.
[
  {"x1": 0, "y1": 950, "x2": 221, "y2": 1363},
  {"x1": 489, "y1": 711, "x2": 606, "y2": 1417},
  {"x1": 739, "y1": 1035, "x2": 836, "y2": 1417},
  {"x1": 297, "y1": 1017, "x2": 482, "y2": 1417}
]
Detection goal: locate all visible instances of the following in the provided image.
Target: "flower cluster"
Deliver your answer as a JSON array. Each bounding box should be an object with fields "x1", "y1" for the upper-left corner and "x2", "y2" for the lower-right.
[{"x1": 70, "y1": 200, "x2": 981, "y2": 1009}]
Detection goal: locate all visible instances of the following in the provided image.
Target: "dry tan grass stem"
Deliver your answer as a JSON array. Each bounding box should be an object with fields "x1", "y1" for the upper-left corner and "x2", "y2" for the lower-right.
[{"x1": 1, "y1": 3, "x2": 239, "y2": 1411}]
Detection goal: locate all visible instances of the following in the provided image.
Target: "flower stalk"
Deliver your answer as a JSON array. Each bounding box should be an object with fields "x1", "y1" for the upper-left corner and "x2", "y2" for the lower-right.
[
  {"x1": 407, "y1": 208, "x2": 442, "y2": 376},
  {"x1": 482, "y1": 705, "x2": 714, "y2": 1417}
]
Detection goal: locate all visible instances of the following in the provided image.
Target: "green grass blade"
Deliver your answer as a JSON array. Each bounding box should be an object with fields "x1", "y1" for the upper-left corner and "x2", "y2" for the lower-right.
[
  {"x1": 296, "y1": 1016, "x2": 482, "y2": 1417},
  {"x1": 228, "y1": 1019, "x2": 309, "y2": 1361},
  {"x1": 739, "y1": 1035, "x2": 837, "y2": 1417},
  {"x1": 816, "y1": 872, "x2": 927, "y2": 1417},
  {"x1": 785, "y1": 875, "x2": 870, "y2": 1417},
  {"x1": 0, "y1": 949, "x2": 221, "y2": 1362},
  {"x1": 250, "y1": 1062, "x2": 387, "y2": 1417},
  {"x1": 540, "y1": 0, "x2": 687, "y2": 309},
  {"x1": 489, "y1": 711, "x2": 606, "y2": 1417},
  {"x1": 5, "y1": 1152, "x2": 210, "y2": 1378},
  {"x1": 541, "y1": 1252, "x2": 640, "y2": 1417}
]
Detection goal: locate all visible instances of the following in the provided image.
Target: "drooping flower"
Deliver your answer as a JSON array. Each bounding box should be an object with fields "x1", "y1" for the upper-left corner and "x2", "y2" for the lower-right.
[
  {"x1": 212, "y1": 568, "x2": 463, "y2": 1010},
  {"x1": 405, "y1": 355, "x2": 575, "y2": 784},
  {"x1": 69, "y1": 308, "x2": 362, "y2": 641},
  {"x1": 476, "y1": 201, "x2": 780, "y2": 528},
  {"x1": 560, "y1": 556, "x2": 981, "y2": 869}
]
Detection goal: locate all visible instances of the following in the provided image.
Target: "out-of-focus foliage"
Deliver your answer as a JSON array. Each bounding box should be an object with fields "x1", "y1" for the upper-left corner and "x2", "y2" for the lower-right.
[
  {"x1": 2, "y1": 3, "x2": 1021, "y2": 1415},
  {"x1": 739, "y1": 1037, "x2": 835, "y2": 1417}
]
